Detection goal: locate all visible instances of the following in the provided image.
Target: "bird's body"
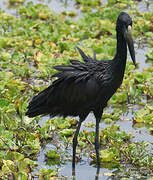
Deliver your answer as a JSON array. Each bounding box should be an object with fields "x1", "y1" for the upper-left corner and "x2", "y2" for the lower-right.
[
  {"x1": 26, "y1": 12, "x2": 136, "y2": 170},
  {"x1": 26, "y1": 51, "x2": 126, "y2": 118}
]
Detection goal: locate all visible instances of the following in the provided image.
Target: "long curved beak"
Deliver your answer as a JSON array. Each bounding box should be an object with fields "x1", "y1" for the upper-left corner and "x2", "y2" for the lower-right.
[{"x1": 124, "y1": 25, "x2": 136, "y2": 66}]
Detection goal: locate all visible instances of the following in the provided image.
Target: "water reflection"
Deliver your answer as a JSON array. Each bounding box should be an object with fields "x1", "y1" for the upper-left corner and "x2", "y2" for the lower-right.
[
  {"x1": 95, "y1": 167, "x2": 100, "y2": 180},
  {"x1": 72, "y1": 166, "x2": 101, "y2": 180}
]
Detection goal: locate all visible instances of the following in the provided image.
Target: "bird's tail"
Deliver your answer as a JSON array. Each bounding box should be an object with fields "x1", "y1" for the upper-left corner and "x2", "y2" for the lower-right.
[{"x1": 26, "y1": 87, "x2": 51, "y2": 117}]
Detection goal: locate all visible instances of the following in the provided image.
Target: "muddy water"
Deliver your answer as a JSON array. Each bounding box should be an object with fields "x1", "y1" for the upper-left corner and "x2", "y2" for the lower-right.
[{"x1": 0, "y1": 0, "x2": 152, "y2": 179}]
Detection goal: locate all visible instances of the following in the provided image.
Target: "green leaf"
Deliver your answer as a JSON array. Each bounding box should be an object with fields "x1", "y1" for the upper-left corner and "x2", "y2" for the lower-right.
[
  {"x1": 60, "y1": 129, "x2": 75, "y2": 137},
  {"x1": 100, "y1": 149, "x2": 116, "y2": 162},
  {"x1": 45, "y1": 150, "x2": 60, "y2": 159}
]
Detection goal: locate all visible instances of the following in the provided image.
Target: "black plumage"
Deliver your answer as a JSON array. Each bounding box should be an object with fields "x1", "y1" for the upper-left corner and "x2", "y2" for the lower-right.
[{"x1": 26, "y1": 12, "x2": 136, "y2": 169}]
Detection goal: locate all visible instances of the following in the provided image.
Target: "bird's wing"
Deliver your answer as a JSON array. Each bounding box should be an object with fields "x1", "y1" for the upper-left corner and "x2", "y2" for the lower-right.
[
  {"x1": 26, "y1": 47, "x2": 108, "y2": 117},
  {"x1": 48, "y1": 48, "x2": 108, "y2": 108},
  {"x1": 76, "y1": 46, "x2": 95, "y2": 63},
  {"x1": 52, "y1": 47, "x2": 107, "y2": 85}
]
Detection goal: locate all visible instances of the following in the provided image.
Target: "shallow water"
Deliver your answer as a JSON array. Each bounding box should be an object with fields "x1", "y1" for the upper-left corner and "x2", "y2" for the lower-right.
[
  {"x1": 0, "y1": 0, "x2": 153, "y2": 15},
  {"x1": 0, "y1": 0, "x2": 83, "y2": 18},
  {"x1": 0, "y1": 0, "x2": 152, "y2": 179},
  {"x1": 35, "y1": 106, "x2": 152, "y2": 179}
]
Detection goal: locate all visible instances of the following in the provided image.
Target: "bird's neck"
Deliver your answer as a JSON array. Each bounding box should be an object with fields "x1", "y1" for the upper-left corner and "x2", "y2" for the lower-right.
[{"x1": 115, "y1": 32, "x2": 127, "y2": 67}]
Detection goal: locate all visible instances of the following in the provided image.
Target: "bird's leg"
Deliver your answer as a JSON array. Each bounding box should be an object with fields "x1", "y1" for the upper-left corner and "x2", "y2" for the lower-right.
[
  {"x1": 95, "y1": 118, "x2": 100, "y2": 166},
  {"x1": 72, "y1": 118, "x2": 83, "y2": 171},
  {"x1": 94, "y1": 110, "x2": 103, "y2": 167},
  {"x1": 95, "y1": 166, "x2": 100, "y2": 180}
]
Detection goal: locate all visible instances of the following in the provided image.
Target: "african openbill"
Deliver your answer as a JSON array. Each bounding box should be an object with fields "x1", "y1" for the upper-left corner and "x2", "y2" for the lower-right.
[{"x1": 26, "y1": 12, "x2": 136, "y2": 169}]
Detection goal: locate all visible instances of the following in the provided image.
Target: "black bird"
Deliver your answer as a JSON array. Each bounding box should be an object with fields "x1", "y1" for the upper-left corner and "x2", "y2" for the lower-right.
[{"x1": 26, "y1": 12, "x2": 136, "y2": 169}]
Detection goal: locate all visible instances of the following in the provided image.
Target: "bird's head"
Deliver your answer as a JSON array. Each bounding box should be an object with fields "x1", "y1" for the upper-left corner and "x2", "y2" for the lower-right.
[{"x1": 116, "y1": 12, "x2": 136, "y2": 66}]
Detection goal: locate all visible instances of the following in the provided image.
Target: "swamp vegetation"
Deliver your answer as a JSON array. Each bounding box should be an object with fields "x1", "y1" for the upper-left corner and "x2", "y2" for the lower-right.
[{"x1": 0, "y1": 0, "x2": 153, "y2": 179}]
